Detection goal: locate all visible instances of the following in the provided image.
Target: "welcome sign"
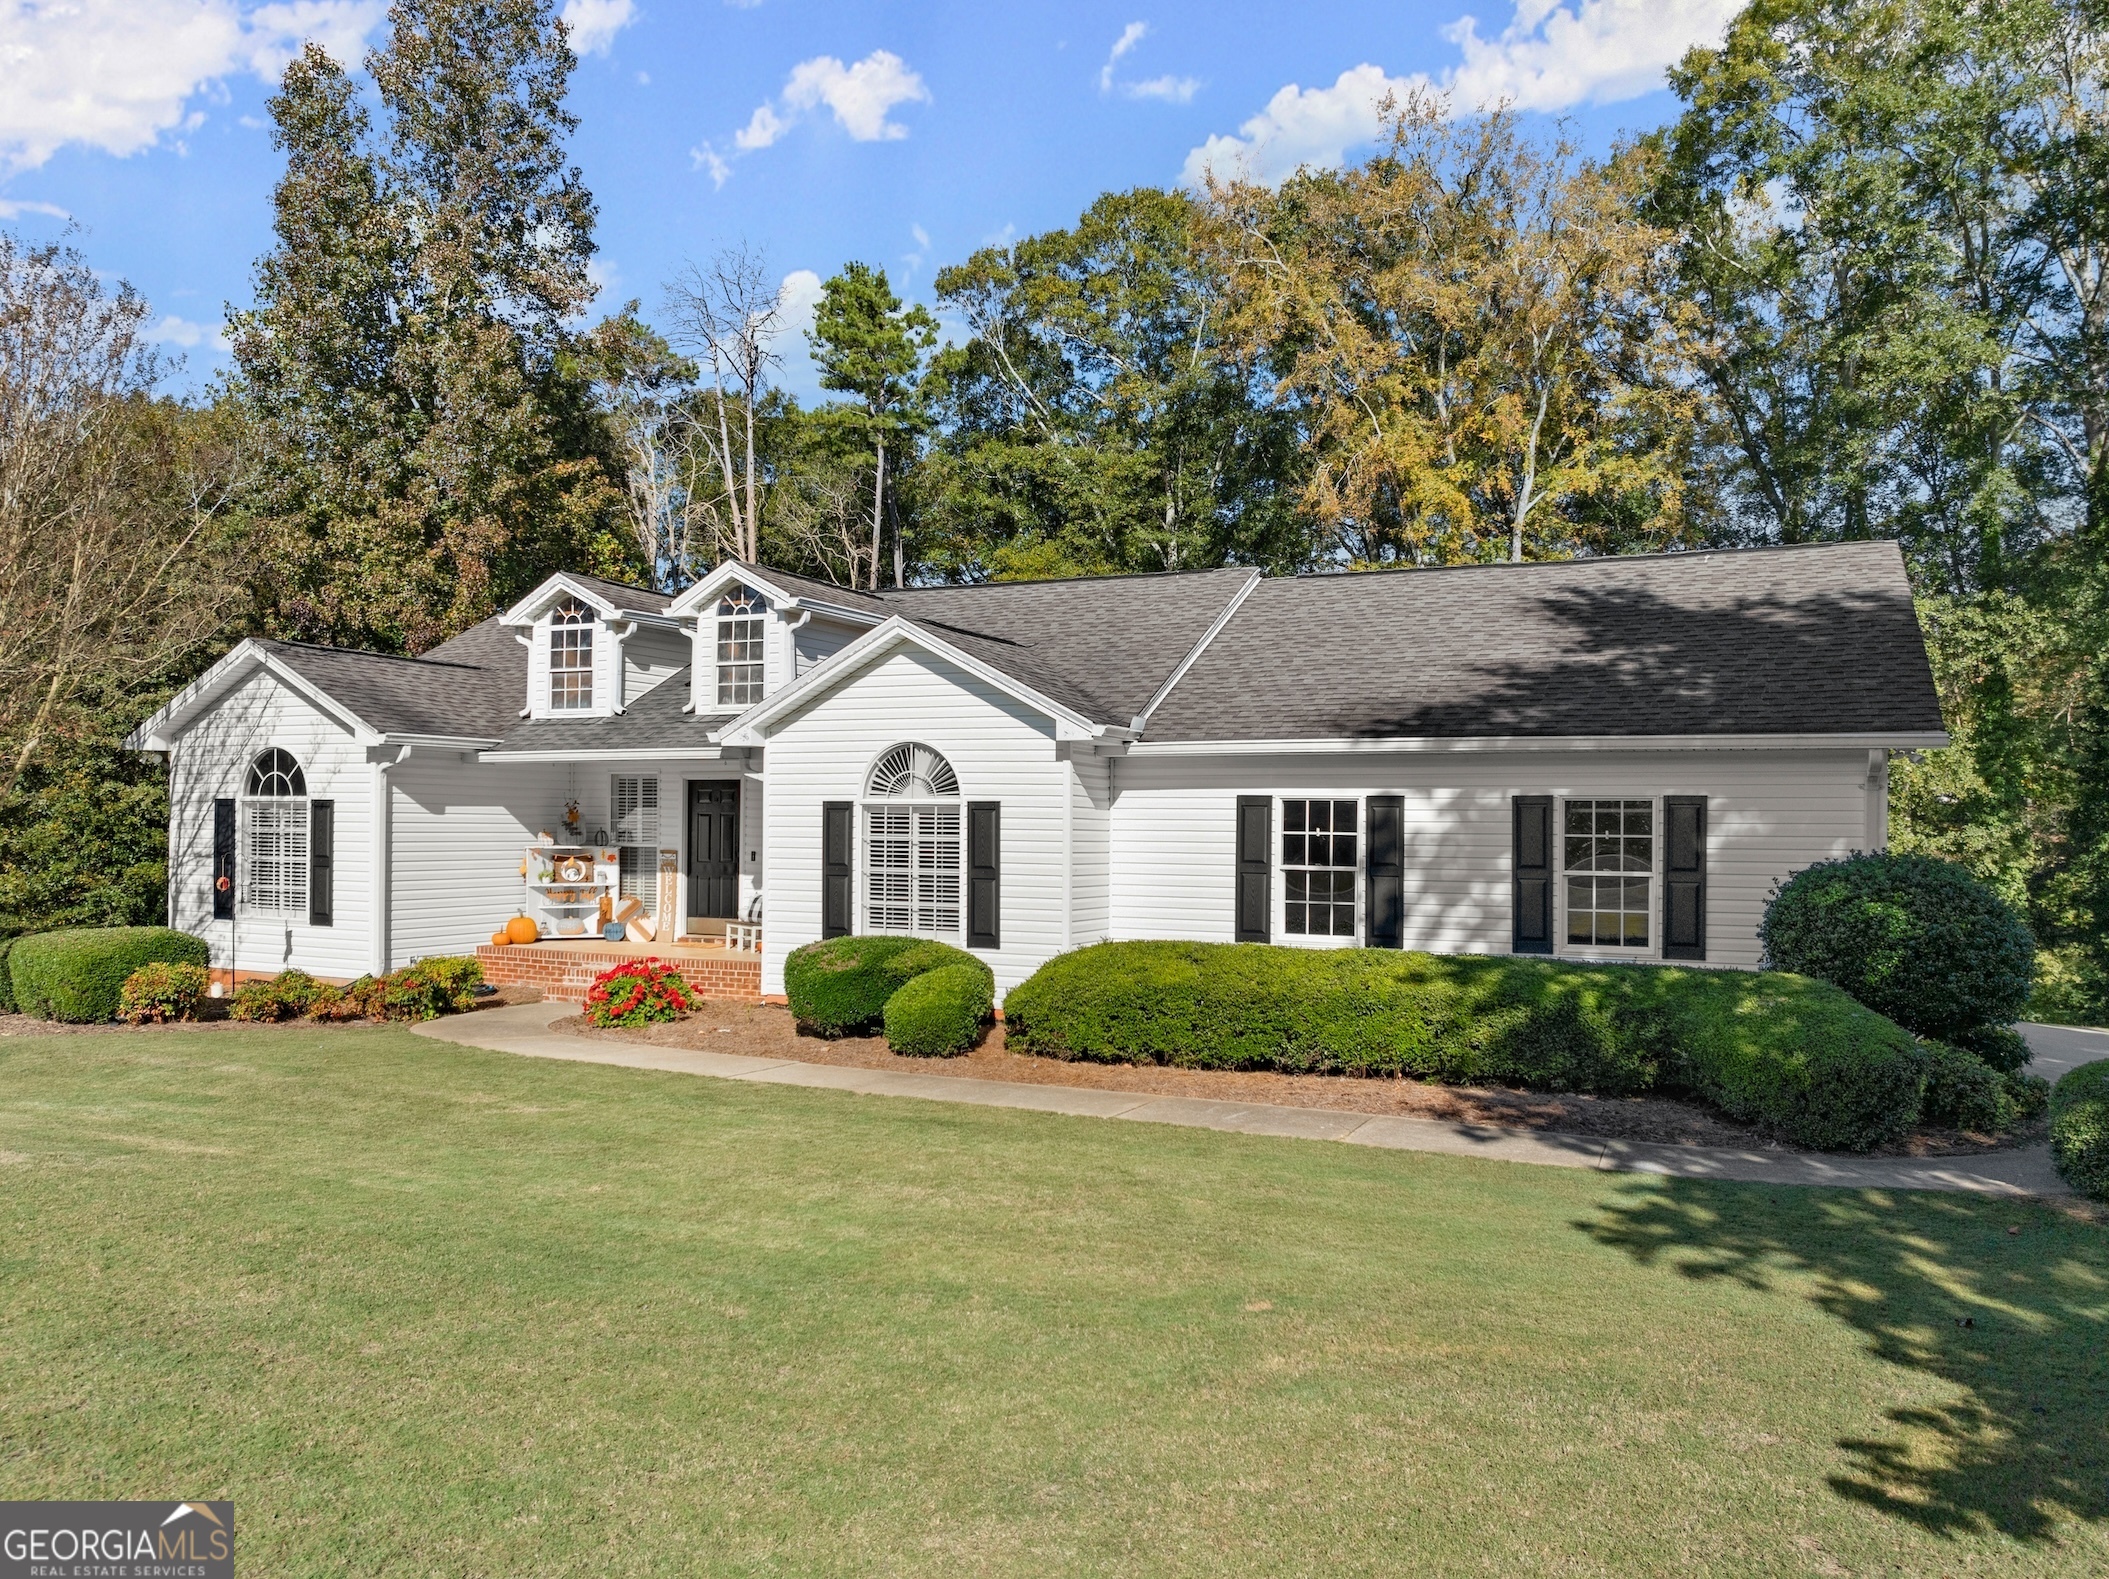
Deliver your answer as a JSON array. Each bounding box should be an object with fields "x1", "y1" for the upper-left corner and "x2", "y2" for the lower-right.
[{"x1": 1, "y1": 1502, "x2": 233, "y2": 1578}]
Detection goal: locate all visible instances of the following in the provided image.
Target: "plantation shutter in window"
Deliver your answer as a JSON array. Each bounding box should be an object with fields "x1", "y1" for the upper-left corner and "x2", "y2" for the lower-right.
[
  {"x1": 1366, "y1": 794, "x2": 1403, "y2": 949},
  {"x1": 1662, "y1": 795, "x2": 1708, "y2": 961},
  {"x1": 1512, "y1": 795, "x2": 1553, "y2": 955},
  {"x1": 1235, "y1": 796, "x2": 1271, "y2": 943},
  {"x1": 309, "y1": 800, "x2": 335, "y2": 927},
  {"x1": 212, "y1": 798, "x2": 236, "y2": 920},
  {"x1": 967, "y1": 801, "x2": 1000, "y2": 951},
  {"x1": 822, "y1": 801, "x2": 853, "y2": 938}
]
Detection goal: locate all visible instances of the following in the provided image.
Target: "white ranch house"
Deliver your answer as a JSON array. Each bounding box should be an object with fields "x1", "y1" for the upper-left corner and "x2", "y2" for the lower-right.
[{"x1": 126, "y1": 542, "x2": 1947, "y2": 1003}]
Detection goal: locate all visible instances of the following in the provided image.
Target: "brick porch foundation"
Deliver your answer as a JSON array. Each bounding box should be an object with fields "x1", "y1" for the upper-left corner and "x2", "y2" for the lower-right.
[{"x1": 476, "y1": 941, "x2": 762, "y2": 1005}]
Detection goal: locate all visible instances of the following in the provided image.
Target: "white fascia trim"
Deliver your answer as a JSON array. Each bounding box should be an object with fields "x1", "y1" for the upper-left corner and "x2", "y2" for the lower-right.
[
  {"x1": 500, "y1": 572, "x2": 680, "y2": 629},
  {"x1": 718, "y1": 615, "x2": 1112, "y2": 745},
  {"x1": 380, "y1": 732, "x2": 503, "y2": 751},
  {"x1": 1126, "y1": 731, "x2": 1953, "y2": 756},
  {"x1": 124, "y1": 641, "x2": 384, "y2": 751},
  {"x1": 1130, "y1": 568, "x2": 1262, "y2": 733},
  {"x1": 476, "y1": 747, "x2": 732, "y2": 763},
  {"x1": 669, "y1": 560, "x2": 885, "y2": 627}
]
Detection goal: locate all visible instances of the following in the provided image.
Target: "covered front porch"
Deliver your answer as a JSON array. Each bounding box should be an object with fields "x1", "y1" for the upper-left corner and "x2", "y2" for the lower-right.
[{"x1": 476, "y1": 936, "x2": 763, "y2": 1005}]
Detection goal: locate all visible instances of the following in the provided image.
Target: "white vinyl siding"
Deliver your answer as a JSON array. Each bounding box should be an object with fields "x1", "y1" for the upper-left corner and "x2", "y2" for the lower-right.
[
  {"x1": 166, "y1": 669, "x2": 370, "y2": 980},
  {"x1": 620, "y1": 626, "x2": 688, "y2": 710},
  {"x1": 1108, "y1": 750, "x2": 1871, "y2": 970}
]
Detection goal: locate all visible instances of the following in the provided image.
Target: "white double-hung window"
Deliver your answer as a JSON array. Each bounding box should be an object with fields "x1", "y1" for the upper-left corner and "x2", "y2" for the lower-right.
[
  {"x1": 1564, "y1": 798, "x2": 1653, "y2": 949},
  {"x1": 1282, "y1": 798, "x2": 1358, "y2": 937},
  {"x1": 242, "y1": 747, "x2": 308, "y2": 915},
  {"x1": 716, "y1": 585, "x2": 765, "y2": 707},
  {"x1": 863, "y1": 744, "x2": 961, "y2": 937},
  {"x1": 549, "y1": 599, "x2": 594, "y2": 711}
]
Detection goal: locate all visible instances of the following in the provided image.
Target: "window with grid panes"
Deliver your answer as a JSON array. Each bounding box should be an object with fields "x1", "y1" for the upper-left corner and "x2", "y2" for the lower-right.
[
  {"x1": 863, "y1": 744, "x2": 961, "y2": 936},
  {"x1": 716, "y1": 585, "x2": 765, "y2": 706},
  {"x1": 1282, "y1": 798, "x2": 1357, "y2": 936},
  {"x1": 1564, "y1": 799, "x2": 1653, "y2": 947},
  {"x1": 241, "y1": 748, "x2": 308, "y2": 914},
  {"x1": 549, "y1": 600, "x2": 594, "y2": 710}
]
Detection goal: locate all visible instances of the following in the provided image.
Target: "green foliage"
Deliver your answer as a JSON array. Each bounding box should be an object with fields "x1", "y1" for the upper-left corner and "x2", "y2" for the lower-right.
[
  {"x1": 1004, "y1": 942, "x2": 1927, "y2": 1151},
  {"x1": 582, "y1": 958, "x2": 691, "y2": 1028},
  {"x1": 9, "y1": 926, "x2": 210, "y2": 1023},
  {"x1": 2049, "y1": 1060, "x2": 2109, "y2": 1200},
  {"x1": 0, "y1": 938, "x2": 15, "y2": 1013},
  {"x1": 783, "y1": 935, "x2": 987, "y2": 1036},
  {"x1": 379, "y1": 965, "x2": 461, "y2": 1023},
  {"x1": 1918, "y1": 1042, "x2": 2010, "y2": 1132},
  {"x1": 1949, "y1": 1022, "x2": 2034, "y2": 1074},
  {"x1": 413, "y1": 956, "x2": 486, "y2": 1010},
  {"x1": 315, "y1": 976, "x2": 385, "y2": 1021},
  {"x1": 117, "y1": 962, "x2": 211, "y2": 1025},
  {"x1": 881, "y1": 962, "x2": 995, "y2": 1057},
  {"x1": 230, "y1": 969, "x2": 326, "y2": 1023},
  {"x1": 1759, "y1": 852, "x2": 2034, "y2": 1042}
]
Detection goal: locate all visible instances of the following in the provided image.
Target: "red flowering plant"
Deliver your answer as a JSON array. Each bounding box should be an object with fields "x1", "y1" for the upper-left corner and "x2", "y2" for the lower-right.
[{"x1": 583, "y1": 958, "x2": 694, "y2": 1028}]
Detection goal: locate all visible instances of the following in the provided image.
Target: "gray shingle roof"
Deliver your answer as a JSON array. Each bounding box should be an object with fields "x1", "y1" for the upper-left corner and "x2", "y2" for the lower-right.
[
  {"x1": 1141, "y1": 540, "x2": 1943, "y2": 742},
  {"x1": 263, "y1": 614, "x2": 525, "y2": 740},
  {"x1": 729, "y1": 563, "x2": 891, "y2": 615},
  {"x1": 566, "y1": 572, "x2": 676, "y2": 614},
  {"x1": 873, "y1": 568, "x2": 1256, "y2": 725},
  {"x1": 490, "y1": 669, "x2": 733, "y2": 754}
]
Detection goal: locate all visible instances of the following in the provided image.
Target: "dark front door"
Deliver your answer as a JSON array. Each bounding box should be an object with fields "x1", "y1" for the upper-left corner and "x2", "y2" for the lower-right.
[{"x1": 688, "y1": 780, "x2": 741, "y2": 919}]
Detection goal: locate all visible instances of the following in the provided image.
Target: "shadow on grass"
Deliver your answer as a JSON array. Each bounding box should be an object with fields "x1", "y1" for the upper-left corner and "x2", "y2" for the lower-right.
[{"x1": 1580, "y1": 1182, "x2": 2108, "y2": 1542}]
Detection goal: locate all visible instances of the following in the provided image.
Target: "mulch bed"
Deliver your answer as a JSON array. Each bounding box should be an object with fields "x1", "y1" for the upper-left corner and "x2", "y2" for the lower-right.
[{"x1": 559, "y1": 999, "x2": 2034, "y2": 1156}]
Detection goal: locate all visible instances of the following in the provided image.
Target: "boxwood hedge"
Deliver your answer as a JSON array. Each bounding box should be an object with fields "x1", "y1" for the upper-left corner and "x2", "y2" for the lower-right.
[
  {"x1": 2050, "y1": 1060, "x2": 2109, "y2": 1201},
  {"x1": 784, "y1": 935, "x2": 986, "y2": 1037},
  {"x1": 10, "y1": 926, "x2": 211, "y2": 1023},
  {"x1": 882, "y1": 962, "x2": 995, "y2": 1056},
  {"x1": 1002, "y1": 941, "x2": 1930, "y2": 1152}
]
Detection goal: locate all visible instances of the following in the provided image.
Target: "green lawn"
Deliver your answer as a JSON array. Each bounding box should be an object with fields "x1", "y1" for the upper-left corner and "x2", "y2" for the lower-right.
[{"x1": 2, "y1": 1027, "x2": 2104, "y2": 1576}]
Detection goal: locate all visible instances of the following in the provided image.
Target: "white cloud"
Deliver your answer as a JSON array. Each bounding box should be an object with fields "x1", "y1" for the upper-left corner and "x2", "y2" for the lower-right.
[
  {"x1": 770, "y1": 267, "x2": 826, "y2": 397},
  {"x1": 148, "y1": 313, "x2": 230, "y2": 351},
  {"x1": 1099, "y1": 21, "x2": 1146, "y2": 94},
  {"x1": 1126, "y1": 74, "x2": 1198, "y2": 104},
  {"x1": 0, "y1": 0, "x2": 384, "y2": 172},
  {"x1": 689, "y1": 141, "x2": 731, "y2": 188},
  {"x1": 781, "y1": 50, "x2": 928, "y2": 141},
  {"x1": 719, "y1": 48, "x2": 929, "y2": 178},
  {"x1": 0, "y1": 196, "x2": 69, "y2": 220},
  {"x1": 1182, "y1": 0, "x2": 1740, "y2": 187},
  {"x1": 559, "y1": 0, "x2": 635, "y2": 58}
]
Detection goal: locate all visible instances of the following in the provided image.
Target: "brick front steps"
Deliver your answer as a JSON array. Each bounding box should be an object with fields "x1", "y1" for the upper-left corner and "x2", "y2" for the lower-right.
[{"x1": 477, "y1": 941, "x2": 761, "y2": 1005}]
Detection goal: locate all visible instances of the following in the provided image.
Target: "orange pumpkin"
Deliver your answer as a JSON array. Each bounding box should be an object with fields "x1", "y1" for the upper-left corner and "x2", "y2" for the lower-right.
[
  {"x1": 489, "y1": 929, "x2": 511, "y2": 947},
  {"x1": 505, "y1": 914, "x2": 540, "y2": 945}
]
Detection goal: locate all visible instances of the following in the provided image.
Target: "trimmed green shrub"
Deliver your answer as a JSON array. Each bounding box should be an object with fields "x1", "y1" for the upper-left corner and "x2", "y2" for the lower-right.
[
  {"x1": 314, "y1": 975, "x2": 383, "y2": 1021},
  {"x1": 9, "y1": 926, "x2": 210, "y2": 1023},
  {"x1": 1918, "y1": 1042, "x2": 2008, "y2": 1132},
  {"x1": 117, "y1": 962, "x2": 210, "y2": 1025},
  {"x1": 1004, "y1": 942, "x2": 1929, "y2": 1152},
  {"x1": 1759, "y1": 852, "x2": 2034, "y2": 1044},
  {"x1": 784, "y1": 935, "x2": 985, "y2": 1035},
  {"x1": 1950, "y1": 1022, "x2": 2034, "y2": 1074},
  {"x1": 2049, "y1": 1060, "x2": 2109, "y2": 1200},
  {"x1": 883, "y1": 961, "x2": 995, "y2": 1056},
  {"x1": 378, "y1": 964, "x2": 458, "y2": 1022},
  {"x1": 414, "y1": 955, "x2": 486, "y2": 1010},
  {"x1": 0, "y1": 937, "x2": 16, "y2": 1014},
  {"x1": 2003, "y1": 1070, "x2": 2051, "y2": 1124},
  {"x1": 229, "y1": 969, "x2": 324, "y2": 1023}
]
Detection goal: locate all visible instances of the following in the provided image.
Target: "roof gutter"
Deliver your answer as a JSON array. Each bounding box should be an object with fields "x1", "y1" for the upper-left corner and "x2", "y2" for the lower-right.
[{"x1": 1124, "y1": 731, "x2": 1952, "y2": 756}]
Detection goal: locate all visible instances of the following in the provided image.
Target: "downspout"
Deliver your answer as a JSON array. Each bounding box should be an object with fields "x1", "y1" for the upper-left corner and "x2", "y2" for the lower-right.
[{"x1": 371, "y1": 744, "x2": 411, "y2": 974}]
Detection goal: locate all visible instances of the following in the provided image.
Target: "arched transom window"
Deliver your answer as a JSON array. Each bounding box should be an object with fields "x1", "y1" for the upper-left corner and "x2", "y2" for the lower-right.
[
  {"x1": 549, "y1": 599, "x2": 594, "y2": 711},
  {"x1": 716, "y1": 584, "x2": 765, "y2": 707},
  {"x1": 242, "y1": 748, "x2": 308, "y2": 914},
  {"x1": 862, "y1": 744, "x2": 960, "y2": 936}
]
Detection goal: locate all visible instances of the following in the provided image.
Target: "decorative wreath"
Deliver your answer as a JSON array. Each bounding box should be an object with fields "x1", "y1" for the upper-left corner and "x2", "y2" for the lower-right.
[{"x1": 556, "y1": 856, "x2": 590, "y2": 883}]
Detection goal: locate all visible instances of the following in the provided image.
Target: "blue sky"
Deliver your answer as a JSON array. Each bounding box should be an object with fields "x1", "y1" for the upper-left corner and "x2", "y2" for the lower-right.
[{"x1": 0, "y1": 0, "x2": 1740, "y2": 400}]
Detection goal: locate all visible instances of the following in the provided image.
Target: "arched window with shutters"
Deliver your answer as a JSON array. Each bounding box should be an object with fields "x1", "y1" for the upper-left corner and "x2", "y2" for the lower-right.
[
  {"x1": 861, "y1": 744, "x2": 961, "y2": 936},
  {"x1": 242, "y1": 748, "x2": 309, "y2": 916}
]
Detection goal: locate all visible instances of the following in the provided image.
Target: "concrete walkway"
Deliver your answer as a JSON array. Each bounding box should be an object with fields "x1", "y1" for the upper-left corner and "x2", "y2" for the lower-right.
[{"x1": 415, "y1": 1002, "x2": 2081, "y2": 1197}]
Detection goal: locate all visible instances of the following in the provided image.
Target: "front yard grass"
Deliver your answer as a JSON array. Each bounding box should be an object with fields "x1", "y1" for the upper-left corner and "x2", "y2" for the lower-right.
[{"x1": 2, "y1": 1024, "x2": 2104, "y2": 1576}]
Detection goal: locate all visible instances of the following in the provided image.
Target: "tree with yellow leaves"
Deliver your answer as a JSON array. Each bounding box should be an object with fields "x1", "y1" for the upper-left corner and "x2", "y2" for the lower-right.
[{"x1": 1200, "y1": 94, "x2": 1710, "y2": 565}]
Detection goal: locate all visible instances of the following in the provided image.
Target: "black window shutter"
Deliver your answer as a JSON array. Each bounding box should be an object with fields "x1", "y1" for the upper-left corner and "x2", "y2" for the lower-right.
[
  {"x1": 1235, "y1": 796, "x2": 1271, "y2": 943},
  {"x1": 1366, "y1": 794, "x2": 1404, "y2": 949},
  {"x1": 212, "y1": 797, "x2": 236, "y2": 920},
  {"x1": 1662, "y1": 795, "x2": 1708, "y2": 961},
  {"x1": 309, "y1": 800, "x2": 335, "y2": 927},
  {"x1": 821, "y1": 801, "x2": 853, "y2": 938},
  {"x1": 967, "y1": 801, "x2": 1000, "y2": 950},
  {"x1": 1512, "y1": 795, "x2": 1553, "y2": 955}
]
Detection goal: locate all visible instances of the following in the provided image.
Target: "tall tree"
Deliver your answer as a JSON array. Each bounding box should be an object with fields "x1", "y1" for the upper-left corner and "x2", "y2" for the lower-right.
[
  {"x1": 662, "y1": 246, "x2": 786, "y2": 565},
  {"x1": 923, "y1": 187, "x2": 1304, "y2": 581},
  {"x1": 230, "y1": 0, "x2": 631, "y2": 653},
  {"x1": 1203, "y1": 97, "x2": 1707, "y2": 566},
  {"x1": 809, "y1": 263, "x2": 936, "y2": 588}
]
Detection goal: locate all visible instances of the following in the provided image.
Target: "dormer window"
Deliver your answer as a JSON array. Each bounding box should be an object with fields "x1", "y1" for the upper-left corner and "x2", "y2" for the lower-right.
[
  {"x1": 550, "y1": 600, "x2": 594, "y2": 711},
  {"x1": 716, "y1": 586, "x2": 764, "y2": 707}
]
